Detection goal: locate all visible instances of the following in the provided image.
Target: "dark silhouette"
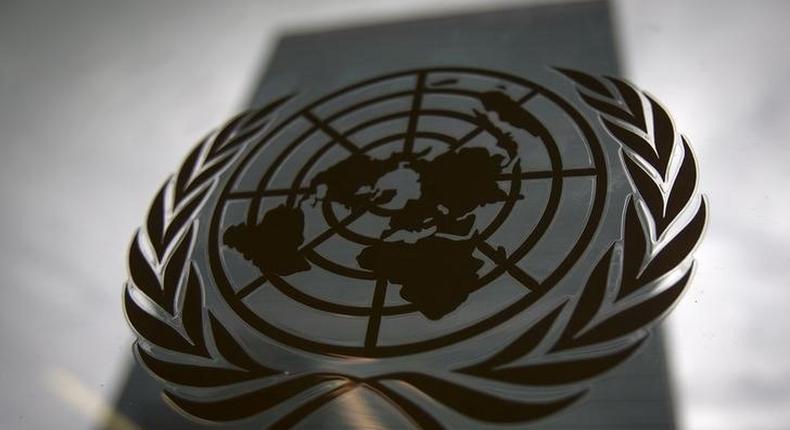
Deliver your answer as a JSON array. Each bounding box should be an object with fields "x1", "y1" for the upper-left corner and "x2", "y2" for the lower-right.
[
  {"x1": 479, "y1": 91, "x2": 543, "y2": 137},
  {"x1": 224, "y1": 90, "x2": 530, "y2": 320},
  {"x1": 307, "y1": 152, "x2": 400, "y2": 210},
  {"x1": 385, "y1": 147, "x2": 510, "y2": 237},
  {"x1": 357, "y1": 236, "x2": 484, "y2": 319},
  {"x1": 225, "y1": 205, "x2": 310, "y2": 276},
  {"x1": 473, "y1": 109, "x2": 519, "y2": 163}
]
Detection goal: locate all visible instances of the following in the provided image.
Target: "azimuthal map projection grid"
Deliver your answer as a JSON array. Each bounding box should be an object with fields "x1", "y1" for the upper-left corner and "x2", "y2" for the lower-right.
[
  {"x1": 124, "y1": 67, "x2": 705, "y2": 427},
  {"x1": 212, "y1": 68, "x2": 605, "y2": 357}
]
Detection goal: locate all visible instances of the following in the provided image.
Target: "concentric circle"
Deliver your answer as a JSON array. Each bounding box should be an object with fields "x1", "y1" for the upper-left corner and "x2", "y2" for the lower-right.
[{"x1": 209, "y1": 68, "x2": 607, "y2": 357}]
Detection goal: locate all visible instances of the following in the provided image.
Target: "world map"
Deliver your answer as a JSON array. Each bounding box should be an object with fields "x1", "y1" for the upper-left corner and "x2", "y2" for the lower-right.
[{"x1": 225, "y1": 91, "x2": 539, "y2": 320}]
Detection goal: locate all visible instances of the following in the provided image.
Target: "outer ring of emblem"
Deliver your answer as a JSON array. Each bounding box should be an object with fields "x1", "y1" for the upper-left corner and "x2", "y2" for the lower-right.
[{"x1": 208, "y1": 67, "x2": 608, "y2": 357}]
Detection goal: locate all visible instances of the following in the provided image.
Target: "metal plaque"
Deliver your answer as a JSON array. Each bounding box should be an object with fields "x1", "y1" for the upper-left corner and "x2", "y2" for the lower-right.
[{"x1": 122, "y1": 3, "x2": 705, "y2": 428}]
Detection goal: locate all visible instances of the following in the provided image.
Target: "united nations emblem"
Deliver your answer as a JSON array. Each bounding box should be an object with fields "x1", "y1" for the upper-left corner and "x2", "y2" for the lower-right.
[{"x1": 124, "y1": 68, "x2": 706, "y2": 427}]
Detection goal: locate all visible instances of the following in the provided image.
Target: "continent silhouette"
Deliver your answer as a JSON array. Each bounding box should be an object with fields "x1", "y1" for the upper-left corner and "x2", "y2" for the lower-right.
[
  {"x1": 224, "y1": 91, "x2": 532, "y2": 320},
  {"x1": 357, "y1": 235, "x2": 484, "y2": 319},
  {"x1": 385, "y1": 147, "x2": 510, "y2": 237},
  {"x1": 224, "y1": 205, "x2": 310, "y2": 276}
]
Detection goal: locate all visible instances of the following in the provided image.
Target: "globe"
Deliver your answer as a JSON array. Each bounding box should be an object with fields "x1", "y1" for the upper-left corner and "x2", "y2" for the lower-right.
[{"x1": 209, "y1": 68, "x2": 606, "y2": 357}]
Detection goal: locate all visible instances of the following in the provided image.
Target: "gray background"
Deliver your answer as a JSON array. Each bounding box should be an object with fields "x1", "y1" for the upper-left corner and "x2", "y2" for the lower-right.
[{"x1": 1, "y1": 0, "x2": 788, "y2": 429}]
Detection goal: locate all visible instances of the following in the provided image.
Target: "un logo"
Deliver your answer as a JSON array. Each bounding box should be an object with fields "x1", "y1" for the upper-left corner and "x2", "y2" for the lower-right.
[{"x1": 124, "y1": 67, "x2": 706, "y2": 427}]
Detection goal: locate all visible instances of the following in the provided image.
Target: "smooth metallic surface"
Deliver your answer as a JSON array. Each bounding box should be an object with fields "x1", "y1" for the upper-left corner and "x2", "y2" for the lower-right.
[
  {"x1": 1, "y1": 1, "x2": 788, "y2": 429},
  {"x1": 121, "y1": 3, "x2": 695, "y2": 428}
]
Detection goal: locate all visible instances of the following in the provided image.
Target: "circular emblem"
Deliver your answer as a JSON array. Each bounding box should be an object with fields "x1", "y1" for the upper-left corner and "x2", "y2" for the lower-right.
[
  {"x1": 211, "y1": 69, "x2": 606, "y2": 357},
  {"x1": 124, "y1": 67, "x2": 706, "y2": 427}
]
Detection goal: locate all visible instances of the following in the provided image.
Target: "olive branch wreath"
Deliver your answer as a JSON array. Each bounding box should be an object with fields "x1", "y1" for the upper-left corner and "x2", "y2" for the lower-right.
[{"x1": 124, "y1": 69, "x2": 706, "y2": 429}]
